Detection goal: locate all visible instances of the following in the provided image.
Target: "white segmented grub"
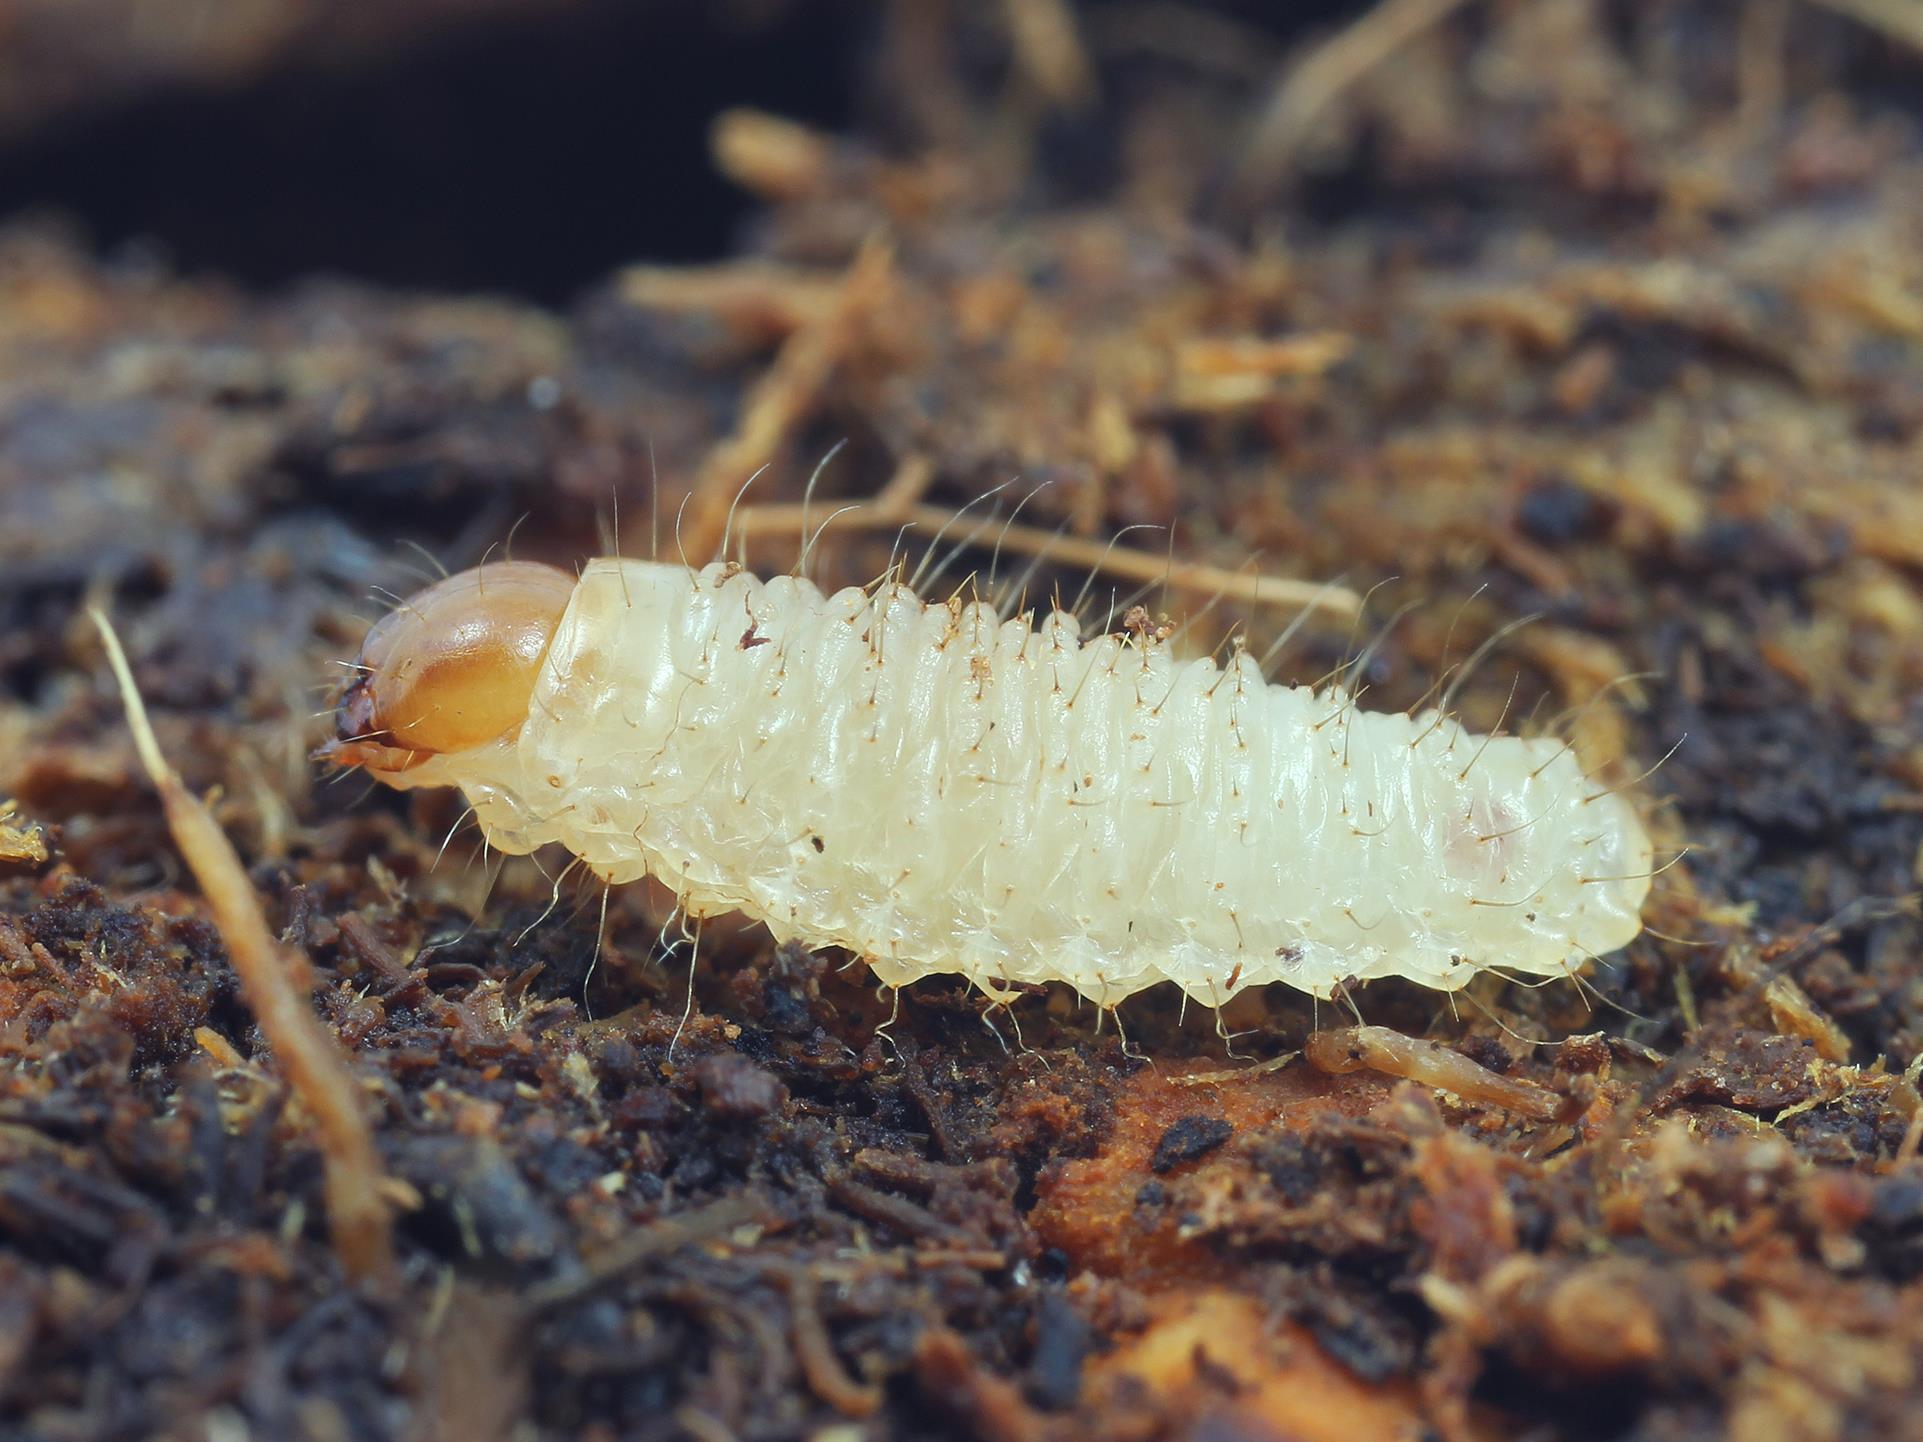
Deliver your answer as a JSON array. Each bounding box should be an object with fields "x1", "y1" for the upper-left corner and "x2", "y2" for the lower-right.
[{"x1": 386, "y1": 558, "x2": 1653, "y2": 1007}]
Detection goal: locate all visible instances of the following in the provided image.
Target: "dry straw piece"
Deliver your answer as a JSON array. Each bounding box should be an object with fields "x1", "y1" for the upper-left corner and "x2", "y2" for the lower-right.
[{"x1": 93, "y1": 610, "x2": 396, "y2": 1286}]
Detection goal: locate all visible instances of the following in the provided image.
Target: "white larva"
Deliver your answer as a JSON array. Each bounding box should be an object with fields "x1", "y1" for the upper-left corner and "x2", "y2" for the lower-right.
[{"x1": 325, "y1": 555, "x2": 1653, "y2": 1009}]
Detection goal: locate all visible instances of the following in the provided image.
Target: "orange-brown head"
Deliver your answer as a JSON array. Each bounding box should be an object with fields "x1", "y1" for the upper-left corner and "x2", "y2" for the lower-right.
[{"x1": 321, "y1": 561, "x2": 576, "y2": 779}]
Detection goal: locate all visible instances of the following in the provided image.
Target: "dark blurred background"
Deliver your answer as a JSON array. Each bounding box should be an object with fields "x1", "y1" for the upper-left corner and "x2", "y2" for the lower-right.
[{"x1": 0, "y1": 0, "x2": 1372, "y2": 302}]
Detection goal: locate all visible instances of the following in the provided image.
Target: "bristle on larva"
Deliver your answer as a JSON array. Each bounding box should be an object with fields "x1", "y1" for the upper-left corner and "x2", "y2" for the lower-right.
[{"x1": 325, "y1": 557, "x2": 1653, "y2": 1008}]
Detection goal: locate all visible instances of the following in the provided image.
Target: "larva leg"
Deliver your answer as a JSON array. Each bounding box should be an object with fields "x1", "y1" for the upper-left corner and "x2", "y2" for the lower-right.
[
  {"x1": 516, "y1": 855, "x2": 584, "y2": 945},
  {"x1": 1111, "y1": 1005, "x2": 1150, "y2": 1066},
  {"x1": 1210, "y1": 1006, "x2": 1245, "y2": 1058},
  {"x1": 1330, "y1": 977, "x2": 1366, "y2": 1027},
  {"x1": 412, "y1": 848, "x2": 503, "y2": 967},
  {"x1": 874, "y1": 983, "x2": 903, "y2": 1061},
  {"x1": 581, "y1": 880, "x2": 613, "y2": 1019},
  {"x1": 978, "y1": 1001, "x2": 1012, "y2": 1056},
  {"x1": 1000, "y1": 998, "x2": 1045, "y2": 1065},
  {"x1": 668, "y1": 913, "x2": 705, "y2": 1060}
]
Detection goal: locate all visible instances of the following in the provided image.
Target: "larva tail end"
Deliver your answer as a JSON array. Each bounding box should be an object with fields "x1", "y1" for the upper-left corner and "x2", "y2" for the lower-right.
[{"x1": 318, "y1": 560, "x2": 576, "y2": 781}]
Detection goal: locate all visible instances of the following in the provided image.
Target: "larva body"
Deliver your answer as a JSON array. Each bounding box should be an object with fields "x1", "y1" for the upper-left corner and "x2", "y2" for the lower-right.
[{"x1": 334, "y1": 557, "x2": 1652, "y2": 1007}]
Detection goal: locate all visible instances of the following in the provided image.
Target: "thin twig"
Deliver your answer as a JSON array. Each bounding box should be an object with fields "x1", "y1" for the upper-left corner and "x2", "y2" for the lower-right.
[
  {"x1": 681, "y1": 240, "x2": 896, "y2": 561},
  {"x1": 738, "y1": 499, "x2": 1360, "y2": 617},
  {"x1": 1231, "y1": 0, "x2": 1474, "y2": 204},
  {"x1": 92, "y1": 610, "x2": 396, "y2": 1286}
]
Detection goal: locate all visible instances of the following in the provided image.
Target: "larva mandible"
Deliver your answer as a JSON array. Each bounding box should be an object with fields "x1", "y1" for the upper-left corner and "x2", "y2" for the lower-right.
[{"x1": 323, "y1": 553, "x2": 1653, "y2": 1009}]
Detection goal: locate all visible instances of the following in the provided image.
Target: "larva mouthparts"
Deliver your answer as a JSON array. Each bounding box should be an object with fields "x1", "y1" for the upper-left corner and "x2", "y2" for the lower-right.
[{"x1": 324, "y1": 555, "x2": 1654, "y2": 1010}]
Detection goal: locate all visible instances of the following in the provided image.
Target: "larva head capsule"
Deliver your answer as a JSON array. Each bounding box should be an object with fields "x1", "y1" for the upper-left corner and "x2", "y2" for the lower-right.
[{"x1": 322, "y1": 561, "x2": 575, "y2": 777}]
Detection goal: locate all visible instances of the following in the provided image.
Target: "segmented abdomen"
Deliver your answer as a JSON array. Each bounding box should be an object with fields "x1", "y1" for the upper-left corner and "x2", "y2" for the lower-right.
[{"x1": 430, "y1": 559, "x2": 1651, "y2": 1006}]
